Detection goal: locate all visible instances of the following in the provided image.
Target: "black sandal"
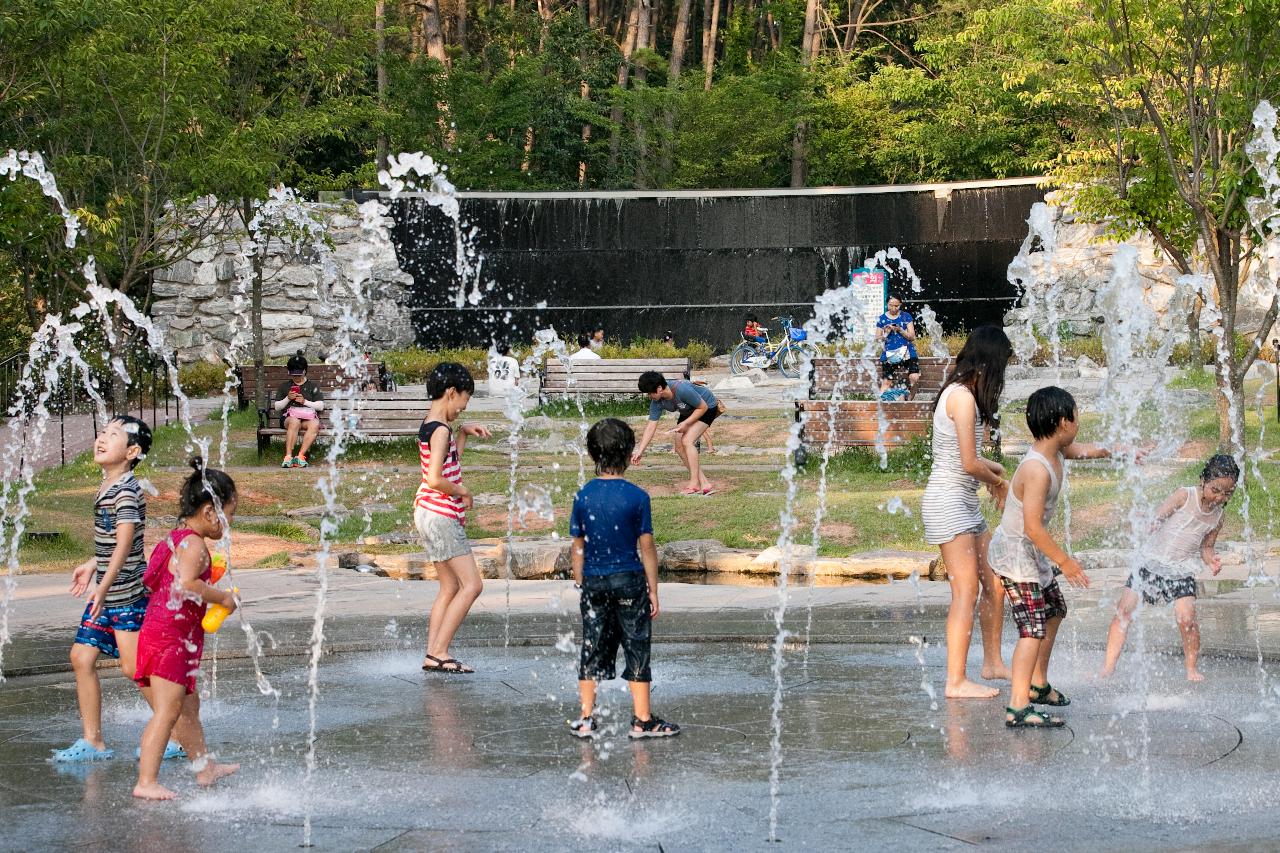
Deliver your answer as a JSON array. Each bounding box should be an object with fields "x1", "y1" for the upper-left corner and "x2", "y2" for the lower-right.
[
  {"x1": 568, "y1": 716, "x2": 597, "y2": 738},
  {"x1": 1005, "y1": 705, "x2": 1065, "y2": 728},
  {"x1": 1030, "y1": 683, "x2": 1070, "y2": 707},
  {"x1": 629, "y1": 715, "x2": 680, "y2": 739},
  {"x1": 422, "y1": 654, "x2": 474, "y2": 674}
]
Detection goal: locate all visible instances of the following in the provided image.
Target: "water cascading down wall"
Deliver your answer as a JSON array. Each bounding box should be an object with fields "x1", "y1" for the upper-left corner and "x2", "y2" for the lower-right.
[{"x1": 381, "y1": 178, "x2": 1046, "y2": 349}]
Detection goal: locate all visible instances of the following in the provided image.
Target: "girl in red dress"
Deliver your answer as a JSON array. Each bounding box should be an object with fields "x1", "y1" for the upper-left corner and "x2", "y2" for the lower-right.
[{"x1": 132, "y1": 457, "x2": 240, "y2": 800}]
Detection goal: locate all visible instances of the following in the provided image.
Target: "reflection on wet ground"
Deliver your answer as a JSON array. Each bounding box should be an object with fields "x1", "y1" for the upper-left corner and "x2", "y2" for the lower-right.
[{"x1": 3, "y1": 641, "x2": 1280, "y2": 851}]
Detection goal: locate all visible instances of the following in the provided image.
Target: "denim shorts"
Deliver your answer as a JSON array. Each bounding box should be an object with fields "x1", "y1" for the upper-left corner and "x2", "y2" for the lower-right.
[
  {"x1": 579, "y1": 571, "x2": 652, "y2": 683},
  {"x1": 73, "y1": 598, "x2": 148, "y2": 659},
  {"x1": 414, "y1": 506, "x2": 472, "y2": 563}
]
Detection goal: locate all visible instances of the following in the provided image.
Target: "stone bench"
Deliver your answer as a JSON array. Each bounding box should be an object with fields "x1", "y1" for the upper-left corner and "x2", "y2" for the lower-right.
[
  {"x1": 539, "y1": 357, "x2": 690, "y2": 401},
  {"x1": 256, "y1": 388, "x2": 429, "y2": 454},
  {"x1": 238, "y1": 362, "x2": 392, "y2": 410}
]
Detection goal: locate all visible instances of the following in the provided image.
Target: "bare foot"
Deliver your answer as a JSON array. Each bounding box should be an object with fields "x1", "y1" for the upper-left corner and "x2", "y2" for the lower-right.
[
  {"x1": 195, "y1": 761, "x2": 240, "y2": 787},
  {"x1": 132, "y1": 782, "x2": 178, "y2": 800},
  {"x1": 1098, "y1": 666, "x2": 1115, "y2": 680},
  {"x1": 944, "y1": 680, "x2": 1000, "y2": 699},
  {"x1": 1186, "y1": 669, "x2": 1205, "y2": 682},
  {"x1": 981, "y1": 663, "x2": 1012, "y2": 682}
]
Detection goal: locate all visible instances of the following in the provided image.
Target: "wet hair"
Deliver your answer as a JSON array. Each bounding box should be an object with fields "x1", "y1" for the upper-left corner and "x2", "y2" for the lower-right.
[
  {"x1": 427, "y1": 361, "x2": 475, "y2": 399},
  {"x1": 587, "y1": 418, "x2": 635, "y2": 475},
  {"x1": 110, "y1": 415, "x2": 153, "y2": 468},
  {"x1": 1201, "y1": 454, "x2": 1240, "y2": 484},
  {"x1": 1025, "y1": 386, "x2": 1076, "y2": 440},
  {"x1": 286, "y1": 351, "x2": 308, "y2": 374},
  {"x1": 495, "y1": 342, "x2": 510, "y2": 357},
  {"x1": 178, "y1": 457, "x2": 237, "y2": 519},
  {"x1": 578, "y1": 333, "x2": 591, "y2": 349},
  {"x1": 936, "y1": 325, "x2": 1013, "y2": 426},
  {"x1": 637, "y1": 370, "x2": 668, "y2": 394},
  {"x1": 887, "y1": 294, "x2": 904, "y2": 305}
]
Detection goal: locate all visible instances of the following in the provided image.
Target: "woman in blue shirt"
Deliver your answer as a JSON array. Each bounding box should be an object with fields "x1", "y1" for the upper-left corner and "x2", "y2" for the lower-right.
[{"x1": 876, "y1": 295, "x2": 921, "y2": 398}]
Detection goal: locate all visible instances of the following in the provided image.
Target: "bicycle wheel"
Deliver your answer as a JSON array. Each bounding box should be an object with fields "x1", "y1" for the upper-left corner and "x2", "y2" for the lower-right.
[
  {"x1": 778, "y1": 343, "x2": 809, "y2": 378},
  {"x1": 729, "y1": 343, "x2": 755, "y2": 375}
]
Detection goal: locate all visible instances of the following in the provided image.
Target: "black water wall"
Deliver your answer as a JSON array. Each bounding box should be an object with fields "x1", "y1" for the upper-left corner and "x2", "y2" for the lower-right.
[{"x1": 381, "y1": 182, "x2": 1045, "y2": 350}]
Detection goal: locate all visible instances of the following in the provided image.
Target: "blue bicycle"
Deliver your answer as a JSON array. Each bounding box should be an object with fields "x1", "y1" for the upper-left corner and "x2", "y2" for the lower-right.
[{"x1": 729, "y1": 316, "x2": 815, "y2": 379}]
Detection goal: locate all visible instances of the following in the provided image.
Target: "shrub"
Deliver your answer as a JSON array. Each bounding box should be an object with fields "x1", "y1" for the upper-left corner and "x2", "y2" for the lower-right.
[
  {"x1": 598, "y1": 338, "x2": 715, "y2": 368},
  {"x1": 380, "y1": 347, "x2": 490, "y2": 384},
  {"x1": 178, "y1": 361, "x2": 229, "y2": 397}
]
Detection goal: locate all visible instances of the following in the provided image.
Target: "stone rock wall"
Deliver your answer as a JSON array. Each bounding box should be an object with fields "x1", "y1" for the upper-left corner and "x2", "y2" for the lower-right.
[
  {"x1": 1005, "y1": 194, "x2": 1277, "y2": 337},
  {"x1": 152, "y1": 202, "x2": 415, "y2": 365}
]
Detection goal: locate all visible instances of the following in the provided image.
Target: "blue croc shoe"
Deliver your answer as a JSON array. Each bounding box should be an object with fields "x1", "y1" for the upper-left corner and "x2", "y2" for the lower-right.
[
  {"x1": 134, "y1": 742, "x2": 187, "y2": 761},
  {"x1": 51, "y1": 738, "x2": 114, "y2": 763}
]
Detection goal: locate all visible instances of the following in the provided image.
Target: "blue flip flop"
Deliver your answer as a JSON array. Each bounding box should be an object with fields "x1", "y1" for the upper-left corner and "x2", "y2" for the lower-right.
[
  {"x1": 50, "y1": 738, "x2": 114, "y2": 763},
  {"x1": 135, "y1": 742, "x2": 187, "y2": 761}
]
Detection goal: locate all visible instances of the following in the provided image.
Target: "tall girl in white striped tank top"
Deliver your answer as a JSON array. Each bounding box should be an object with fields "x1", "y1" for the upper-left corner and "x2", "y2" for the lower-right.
[
  {"x1": 920, "y1": 326, "x2": 1013, "y2": 699},
  {"x1": 1101, "y1": 454, "x2": 1239, "y2": 682},
  {"x1": 416, "y1": 363, "x2": 492, "y2": 675}
]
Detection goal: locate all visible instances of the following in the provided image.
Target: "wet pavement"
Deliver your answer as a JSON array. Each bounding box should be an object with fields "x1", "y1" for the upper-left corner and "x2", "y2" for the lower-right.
[{"x1": 5, "y1": 634, "x2": 1280, "y2": 851}]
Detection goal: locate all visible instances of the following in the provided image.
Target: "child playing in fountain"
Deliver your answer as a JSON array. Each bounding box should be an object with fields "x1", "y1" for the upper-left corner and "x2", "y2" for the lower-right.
[
  {"x1": 132, "y1": 457, "x2": 240, "y2": 799},
  {"x1": 988, "y1": 387, "x2": 1120, "y2": 727},
  {"x1": 1100, "y1": 454, "x2": 1239, "y2": 682},
  {"x1": 568, "y1": 418, "x2": 679, "y2": 739},
  {"x1": 417, "y1": 362, "x2": 491, "y2": 675},
  {"x1": 53, "y1": 416, "x2": 173, "y2": 763}
]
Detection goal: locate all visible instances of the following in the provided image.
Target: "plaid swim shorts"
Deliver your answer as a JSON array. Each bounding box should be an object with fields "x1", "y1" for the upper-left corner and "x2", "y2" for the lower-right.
[{"x1": 1000, "y1": 577, "x2": 1067, "y2": 640}]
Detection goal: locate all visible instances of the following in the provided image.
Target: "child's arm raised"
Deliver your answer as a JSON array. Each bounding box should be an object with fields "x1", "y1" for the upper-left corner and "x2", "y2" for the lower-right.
[
  {"x1": 455, "y1": 422, "x2": 491, "y2": 457},
  {"x1": 1064, "y1": 442, "x2": 1150, "y2": 462},
  {"x1": 1150, "y1": 488, "x2": 1189, "y2": 530},
  {"x1": 1019, "y1": 463, "x2": 1090, "y2": 588},
  {"x1": 174, "y1": 539, "x2": 236, "y2": 612},
  {"x1": 425, "y1": 426, "x2": 471, "y2": 510},
  {"x1": 639, "y1": 533, "x2": 660, "y2": 618}
]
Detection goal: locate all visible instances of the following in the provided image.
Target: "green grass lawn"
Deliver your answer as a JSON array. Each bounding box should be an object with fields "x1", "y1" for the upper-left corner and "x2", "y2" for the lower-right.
[{"x1": 7, "y1": 385, "x2": 1280, "y2": 573}]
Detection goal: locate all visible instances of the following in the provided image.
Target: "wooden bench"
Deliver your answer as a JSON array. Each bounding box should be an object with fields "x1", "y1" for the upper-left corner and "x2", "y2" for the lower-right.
[
  {"x1": 540, "y1": 357, "x2": 690, "y2": 401},
  {"x1": 237, "y1": 362, "x2": 392, "y2": 410},
  {"x1": 256, "y1": 389, "x2": 430, "y2": 454},
  {"x1": 795, "y1": 355, "x2": 997, "y2": 456},
  {"x1": 809, "y1": 356, "x2": 952, "y2": 399}
]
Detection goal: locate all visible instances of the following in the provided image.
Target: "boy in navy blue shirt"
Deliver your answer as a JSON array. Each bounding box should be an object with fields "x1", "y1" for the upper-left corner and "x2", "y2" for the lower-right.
[{"x1": 568, "y1": 418, "x2": 680, "y2": 739}]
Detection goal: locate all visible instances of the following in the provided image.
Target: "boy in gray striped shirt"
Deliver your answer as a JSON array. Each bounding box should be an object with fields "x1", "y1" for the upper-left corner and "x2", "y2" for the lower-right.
[{"x1": 53, "y1": 416, "x2": 157, "y2": 762}]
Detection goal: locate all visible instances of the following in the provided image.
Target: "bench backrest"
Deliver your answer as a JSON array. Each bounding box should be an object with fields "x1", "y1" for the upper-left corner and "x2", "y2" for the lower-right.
[
  {"x1": 809, "y1": 356, "x2": 953, "y2": 400},
  {"x1": 542, "y1": 357, "x2": 691, "y2": 397},
  {"x1": 798, "y1": 398, "x2": 993, "y2": 449},
  {"x1": 238, "y1": 362, "x2": 388, "y2": 409}
]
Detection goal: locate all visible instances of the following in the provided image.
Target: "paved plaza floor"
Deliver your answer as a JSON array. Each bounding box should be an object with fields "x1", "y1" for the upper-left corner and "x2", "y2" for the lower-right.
[{"x1": 5, "y1": 568, "x2": 1280, "y2": 850}]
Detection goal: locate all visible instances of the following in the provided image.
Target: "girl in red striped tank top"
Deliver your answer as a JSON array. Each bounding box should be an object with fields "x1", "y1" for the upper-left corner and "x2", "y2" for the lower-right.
[{"x1": 415, "y1": 363, "x2": 491, "y2": 675}]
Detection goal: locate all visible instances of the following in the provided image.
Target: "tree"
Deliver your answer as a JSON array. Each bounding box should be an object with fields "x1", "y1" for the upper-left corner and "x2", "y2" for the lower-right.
[{"x1": 977, "y1": 0, "x2": 1280, "y2": 452}]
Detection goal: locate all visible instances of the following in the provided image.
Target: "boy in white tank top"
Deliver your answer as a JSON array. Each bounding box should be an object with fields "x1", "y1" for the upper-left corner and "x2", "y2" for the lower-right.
[
  {"x1": 1101, "y1": 454, "x2": 1239, "y2": 681},
  {"x1": 989, "y1": 387, "x2": 1117, "y2": 727}
]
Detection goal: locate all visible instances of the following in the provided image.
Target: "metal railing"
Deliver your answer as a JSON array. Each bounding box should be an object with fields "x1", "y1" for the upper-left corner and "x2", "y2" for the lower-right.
[{"x1": 0, "y1": 338, "x2": 175, "y2": 469}]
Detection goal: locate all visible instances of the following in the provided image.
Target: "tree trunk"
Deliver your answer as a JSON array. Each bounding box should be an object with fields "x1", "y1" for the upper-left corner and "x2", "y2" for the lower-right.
[
  {"x1": 419, "y1": 0, "x2": 449, "y2": 65},
  {"x1": 608, "y1": 0, "x2": 642, "y2": 172},
  {"x1": 702, "y1": 0, "x2": 720, "y2": 91},
  {"x1": 789, "y1": 0, "x2": 818, "y2": 187},
  {"x1": 659, "y1": 0, "x2": 694, "y2": 180},
  {"x1": 376, "y1": 0, "x2": 389, "y2": 172},
  {"x1": 456, "y1": 0, "x2": 467, "y2": 53}
]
